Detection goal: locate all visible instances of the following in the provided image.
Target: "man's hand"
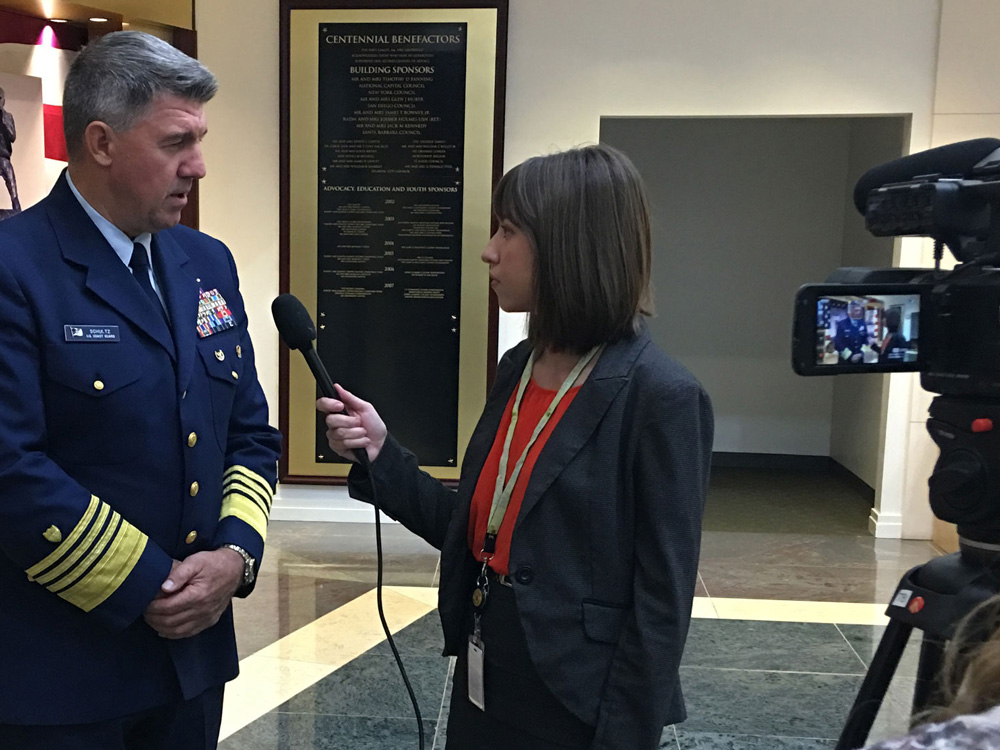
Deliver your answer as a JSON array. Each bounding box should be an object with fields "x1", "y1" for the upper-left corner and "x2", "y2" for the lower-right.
[{"x1": 143, "y1": 548, "x2": 244, "y2": 639}]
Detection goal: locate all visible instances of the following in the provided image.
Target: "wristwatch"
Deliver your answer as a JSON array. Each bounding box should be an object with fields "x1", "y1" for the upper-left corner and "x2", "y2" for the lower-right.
[{"x1": 219, "y1": 543, "x2": 256, "y2": 596}]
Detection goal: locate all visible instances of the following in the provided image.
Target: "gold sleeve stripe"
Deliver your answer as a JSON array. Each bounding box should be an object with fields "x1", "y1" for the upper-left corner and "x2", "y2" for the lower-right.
[
  {"x1": 224, "y1": 465, "x2": 273, "y2": 506},
  {"x1": 223, "y1": 476, "x2": 270, "y2": 513},
  {"x1": 25, "y1": 495, "x2": 151, "y2": 612},
  {"x1": 57, "y1": 516, "x2": 147, "y2": 612},
  {"x1": 49, "y1": 512, "x2": 122, "y2": 593},
  {"x1": 219, "y1": 492, "x2": 268, "y2": 541},
  {"x1": 27, "y1": 496, "x2": 103, "y2": 581},
  {"x1": 226, "y1": 487, "x2": 268, "y2": 516},
  {"x1": 34, "y1": 504, "x2": 112, "y2": 587}
]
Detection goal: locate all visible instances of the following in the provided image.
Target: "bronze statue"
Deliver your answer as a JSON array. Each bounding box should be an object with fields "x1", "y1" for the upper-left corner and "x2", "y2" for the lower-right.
[{"x1": 0, "y1": 86, "x2": 21, "y2": 214}]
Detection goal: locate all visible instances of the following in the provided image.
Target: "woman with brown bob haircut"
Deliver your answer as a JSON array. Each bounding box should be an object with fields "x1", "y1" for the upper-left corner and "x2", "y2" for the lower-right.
[{"x1": 318, "y1": 144, "x2": 714, "y2": 749}]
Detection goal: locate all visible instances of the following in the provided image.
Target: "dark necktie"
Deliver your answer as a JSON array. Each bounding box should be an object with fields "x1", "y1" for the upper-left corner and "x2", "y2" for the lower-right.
[{"x1": 129, "y1": 242, "x2": 167, "y2": 322}]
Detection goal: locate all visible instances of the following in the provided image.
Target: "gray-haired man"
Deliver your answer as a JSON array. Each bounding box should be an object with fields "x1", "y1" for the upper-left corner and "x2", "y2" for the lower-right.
[{"x1": 0, "y1": 31, "x2": 281, "y2": 749}]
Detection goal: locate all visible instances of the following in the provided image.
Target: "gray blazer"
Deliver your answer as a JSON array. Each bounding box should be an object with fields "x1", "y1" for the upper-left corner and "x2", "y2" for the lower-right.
[{"x1": 349, "y1": 323, "x2": 713, "y2": 749}]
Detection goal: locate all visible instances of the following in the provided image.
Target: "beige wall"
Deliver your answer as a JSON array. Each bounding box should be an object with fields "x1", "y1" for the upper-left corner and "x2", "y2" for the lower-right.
[
  {"x1": 197, "y1": 0, "x2": 964, "y2": 532},
  {"x1": 830, "y1": 119, "x2": 906, "y2": 489},
  {"x1": 197, "y1": 1, "x2": 282, "y2": 425}
]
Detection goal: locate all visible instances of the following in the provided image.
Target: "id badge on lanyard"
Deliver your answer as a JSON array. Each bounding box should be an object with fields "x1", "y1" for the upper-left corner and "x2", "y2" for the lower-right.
[{"x1": 466, "y1": 345, "x2": 600, "y2": 710}]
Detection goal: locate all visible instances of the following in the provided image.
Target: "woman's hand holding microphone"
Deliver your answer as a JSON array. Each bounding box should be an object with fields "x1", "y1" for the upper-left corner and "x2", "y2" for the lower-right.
[{"x1": 316, "y1": 384, "x2": 388, "y2": 464}]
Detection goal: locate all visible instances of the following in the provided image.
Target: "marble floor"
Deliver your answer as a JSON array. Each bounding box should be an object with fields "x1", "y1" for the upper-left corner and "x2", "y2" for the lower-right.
[{"x1": 221, "y1": 467, "x2": 943, "y2": 749}]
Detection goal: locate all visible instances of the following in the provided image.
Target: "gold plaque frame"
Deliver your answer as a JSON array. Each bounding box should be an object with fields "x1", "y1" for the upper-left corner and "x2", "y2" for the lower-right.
[{"x1": 279, "y1": 0, "x2": 506, "y2": 483}]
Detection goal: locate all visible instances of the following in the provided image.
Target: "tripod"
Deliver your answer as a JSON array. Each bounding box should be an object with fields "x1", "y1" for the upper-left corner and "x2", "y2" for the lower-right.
[{"x1": 836, "y1": 396, "x2": 1000, "y2": 750}]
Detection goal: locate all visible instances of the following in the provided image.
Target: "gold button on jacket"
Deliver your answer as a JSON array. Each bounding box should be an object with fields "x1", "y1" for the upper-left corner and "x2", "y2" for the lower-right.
[
  {"x1": 187, "y1": 432, "x2": 197, "y2": 448},
  {"x1": 93, "y1": 380, "x2": 104, "y2": 391},
  {"x1": 185, "y1": 530, "x2": 198, "y2": 544},
  {"x1": 189, "y1": 481, "x2": 200, "y2": 497}
]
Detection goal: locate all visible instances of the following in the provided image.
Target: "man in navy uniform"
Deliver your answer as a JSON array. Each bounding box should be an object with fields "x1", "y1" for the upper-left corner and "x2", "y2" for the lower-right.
[
  {"x1": 833, "y1": 299, "x2": 873, "y2": 364},
  {"x1": 0, "y1": 32, "x2": 282, "y2": 748}
]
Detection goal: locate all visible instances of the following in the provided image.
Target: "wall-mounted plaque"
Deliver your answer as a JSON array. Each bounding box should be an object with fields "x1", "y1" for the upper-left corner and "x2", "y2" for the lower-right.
[{"x1": 280, "y1": 1, "x2": 506, "y2": 482}]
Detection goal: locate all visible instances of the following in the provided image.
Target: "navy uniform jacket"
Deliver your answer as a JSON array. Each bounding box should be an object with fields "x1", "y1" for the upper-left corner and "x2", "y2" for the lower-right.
[
  {"x1": 0, "y1": 174, "x2": 281, "y2": 725},
  {"x1": 834, "y1": 318, "x2": 868, "y2": 360},
  {"x1": 349, "y1": 325, "x2": 713, "y2": 750}
]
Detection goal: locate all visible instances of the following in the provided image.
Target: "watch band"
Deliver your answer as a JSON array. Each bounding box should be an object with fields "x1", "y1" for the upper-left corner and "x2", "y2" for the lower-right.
[{"x1": 219, "y1": 543, "x2": 256, "y2": 590}]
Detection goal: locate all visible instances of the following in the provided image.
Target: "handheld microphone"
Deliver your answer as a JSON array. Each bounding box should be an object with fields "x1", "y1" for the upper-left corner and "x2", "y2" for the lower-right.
[
  {"x1": 270, "y1": 293, "x2": 424, "y2": 748},
  {"x1": 271, "y1": 293, "x2": 369, "y2": 468},
  {"x1": 853, "y1": 137, "x2": 1000, "y2": 214}
]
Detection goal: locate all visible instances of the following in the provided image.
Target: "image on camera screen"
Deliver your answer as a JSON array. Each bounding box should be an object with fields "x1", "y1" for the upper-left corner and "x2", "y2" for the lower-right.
[{"x1": 815, "y1": 294, "x2": 920, "y2": 367}]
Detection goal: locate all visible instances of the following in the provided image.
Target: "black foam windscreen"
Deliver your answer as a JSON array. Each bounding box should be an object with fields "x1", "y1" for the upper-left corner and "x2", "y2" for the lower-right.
[
  {"x1": 853, "y1": 138, "x2": 1000, "y2": 214},
  {"x1": 271, "y1": 293, "x2": 316, "y2": 351}
]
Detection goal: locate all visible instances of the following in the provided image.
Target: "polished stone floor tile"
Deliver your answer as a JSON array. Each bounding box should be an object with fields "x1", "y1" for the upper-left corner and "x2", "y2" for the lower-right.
[
  {"x1": 430, "y1": 658, "x2": 456, "y2": 749},
  {"x1": 675, "y1": 732, "x2": 836, "y2": 749},
  {"x1": 368, "y1": 607, "x2": 444, "y2": 658},
  {"x1": 695, "y1": 573, "x2": 710, "y2": 598},
  {"x1": 682, "y1": 620, "x2": 865, "y2": 673},
  {"x1": 253, "y1": 587, "x2": 436, "y2": 667},
  {"x1": 699, "y1": 531, "x2": 939, "y2": 570},
  {"x1": 660, "y1": 725, "x2": 681, "y2": 748},
  {"x1": 709, "y1": 598, "x2": 887, "y2": 625},
  {"x1": 222, "y1": 588, "x2": 437, "y2": 740},
  {"x1": 233, "y1": 575, "x2": 373, "y2": 659},
  {"x1": 233, "y1": 522, "x2": 440, "y2": 659},
  {"x1": 270, "y1": 609, "x2": 448, "y2": 724},
  {"x1": 222, "y1": 493, "x2": 942, "y2": 750},
  {"x1": 703, "y1": 467, "x2": 872, "y2": 535},
  {"x1": 697, "y1": 560, "x2": 918, "y2": 603},
  {"x1": 679, "y1": 667, "x2": 864, "y2": 737},
  {"x1": 837, "y1": 624, "x2": 923, "y2": 675},
  {"x1": 836, "y1": 622, "x2": 926, "y2": 736},
  {"x1": 219, "y1": 713, "x2": 435, "y2": 750},
  {"x1": 279, "y1": 652, "x2": 447, "y2": 720}
]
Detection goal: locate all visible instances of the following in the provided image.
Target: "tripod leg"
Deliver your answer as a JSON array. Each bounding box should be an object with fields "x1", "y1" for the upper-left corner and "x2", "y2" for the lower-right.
[
  {"x1": 911, "y1": 635, "x2": 945, "y2": 716},
  {"x1": 836, "y1": 618, "x2": 913, "y2": 750}
]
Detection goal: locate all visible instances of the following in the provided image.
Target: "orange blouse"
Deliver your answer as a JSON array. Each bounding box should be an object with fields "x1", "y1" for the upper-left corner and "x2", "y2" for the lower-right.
[{"x1": 467, "y1": 379, "x2": 581, "y2": 575}]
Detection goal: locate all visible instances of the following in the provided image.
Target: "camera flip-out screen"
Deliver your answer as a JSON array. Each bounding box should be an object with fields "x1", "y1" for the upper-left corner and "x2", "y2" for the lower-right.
[{"x1": 792, "y1": 284, "x2": 927, "y2": 375}]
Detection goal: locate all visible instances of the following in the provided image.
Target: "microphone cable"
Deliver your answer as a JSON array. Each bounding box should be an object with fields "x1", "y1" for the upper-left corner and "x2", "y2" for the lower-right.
[
  {"x1": 270, "y1": 294, "x2": 424, "y2": 748},
  {"x1": 363, "y1": 469, "x2": 426, "y2": 749}
]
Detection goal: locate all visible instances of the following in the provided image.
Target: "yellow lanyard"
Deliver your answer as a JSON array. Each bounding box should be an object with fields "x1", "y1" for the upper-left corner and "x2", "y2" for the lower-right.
[{"x1": 481, "y1": 345, "x2": 601, "y2": 557}]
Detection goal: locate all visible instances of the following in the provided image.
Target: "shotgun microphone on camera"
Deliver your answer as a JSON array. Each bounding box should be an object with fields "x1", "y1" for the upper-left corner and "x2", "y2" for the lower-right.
[{"x1": 853, "y1": 137, "x2": 1000, "y2": 213}]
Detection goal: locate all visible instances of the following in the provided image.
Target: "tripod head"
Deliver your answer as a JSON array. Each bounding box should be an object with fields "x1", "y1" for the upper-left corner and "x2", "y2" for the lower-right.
[{"x1": 927, "y1": 396, "x2": 1000, "y2": 546}]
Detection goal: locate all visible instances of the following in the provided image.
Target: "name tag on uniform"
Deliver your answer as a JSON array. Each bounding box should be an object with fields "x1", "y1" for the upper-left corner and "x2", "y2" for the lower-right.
[{"x1": 64, "y1": 325, "x2": 120, "y2": 342}]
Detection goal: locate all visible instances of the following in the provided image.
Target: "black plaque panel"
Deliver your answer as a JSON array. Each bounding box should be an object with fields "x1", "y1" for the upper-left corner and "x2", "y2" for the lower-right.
[{"x1": 315, "y1": 23, "x2": 467, "y2": 467}]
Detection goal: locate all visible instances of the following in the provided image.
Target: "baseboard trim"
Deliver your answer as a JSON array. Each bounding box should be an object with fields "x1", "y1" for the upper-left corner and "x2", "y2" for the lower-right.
[
  {"x1": 869, "y1": 506, "x2": 903, "y2": 539},
  {"x1": 270, "y1": 485, "x2": 398, "y2": 524}
]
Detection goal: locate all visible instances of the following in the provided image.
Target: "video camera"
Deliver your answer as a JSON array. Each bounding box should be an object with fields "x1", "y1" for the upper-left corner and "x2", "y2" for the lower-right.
[
  {"x1": 792, "y1": 137, "x2": 1000, "y2": 399},
  {"x1": 792, "y1": 137, "x2": 1000, "y2": 540},
  {"x1": 800, "y1": 139, "x2": 1000, "y2": 750}
]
